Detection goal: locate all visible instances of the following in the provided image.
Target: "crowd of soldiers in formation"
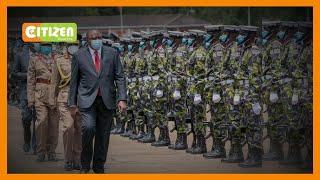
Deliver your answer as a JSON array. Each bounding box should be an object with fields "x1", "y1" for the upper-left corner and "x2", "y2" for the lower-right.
[
  {"x1": 8, "y1": 20, "x2": 312, "y2": 170},
  {"x1": 109, "y1": 21, "x2": 313, "y2": 169}
]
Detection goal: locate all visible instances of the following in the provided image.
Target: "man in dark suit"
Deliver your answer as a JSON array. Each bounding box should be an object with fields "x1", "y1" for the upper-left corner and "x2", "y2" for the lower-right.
[{"x1": 68, "y1": 30, "x2": 127, "y2": 173}]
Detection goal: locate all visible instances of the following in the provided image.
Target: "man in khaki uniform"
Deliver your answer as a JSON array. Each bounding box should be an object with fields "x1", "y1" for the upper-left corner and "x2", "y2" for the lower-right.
[
  {"x1": 27, "y1": 42, "x2": 59, "y2": 162},
  {"x1": 55, "y1": 42, "x2": 82, "y2": 171}
]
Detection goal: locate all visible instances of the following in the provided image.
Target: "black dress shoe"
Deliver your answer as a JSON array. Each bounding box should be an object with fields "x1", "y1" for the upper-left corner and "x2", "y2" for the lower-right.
[
  {"x1": 73, "y1": 163, "x2": 81, "y2": 170},
  {"x1": 80, "y1": 168, "x2": 90, "y2": 174},
  {"x1": 93, "y1": 168, "x2": 104, "y2": 174},
  {"x1": 64, "y1": 162, "x2": 73, "y2": 171}
]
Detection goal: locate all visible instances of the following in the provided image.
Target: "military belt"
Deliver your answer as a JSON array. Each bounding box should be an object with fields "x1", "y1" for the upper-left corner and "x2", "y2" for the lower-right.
[{"x1": 36, "y1": 78, "x2": 50, "y2": 84}]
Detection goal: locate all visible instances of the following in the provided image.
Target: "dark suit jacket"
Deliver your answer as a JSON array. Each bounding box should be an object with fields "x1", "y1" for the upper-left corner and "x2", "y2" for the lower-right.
[{"x1": 68, "y1": 46, "x2": 127, "y2": 109}]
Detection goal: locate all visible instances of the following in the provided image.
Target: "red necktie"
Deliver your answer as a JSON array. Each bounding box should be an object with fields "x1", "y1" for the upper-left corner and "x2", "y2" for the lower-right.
[
  {"x1": 94, "y1": 50, "x2": 101, "y2": 73},
  {"x1": 94, "y1": 50, "x2": 101, "y2": 96}
]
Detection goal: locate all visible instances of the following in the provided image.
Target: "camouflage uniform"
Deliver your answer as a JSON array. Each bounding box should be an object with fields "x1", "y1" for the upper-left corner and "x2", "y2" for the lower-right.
[
  {"x1": 238, "y1": 26, "x2": 264, "y2": 167},
  {"x1": 262, "y1": 24, "x2": 287, "y2": 161},
  {"x1": 185, "y1": 32, "x2": 207, "y2": 154},
  {"x1": 130, "y1": 46, "x2": 148, "y2": 140},
  {"x1": 167, "y1": 32, "x2": 189, "y2": 149},
  {"x1": 120, "y1": 41, "x2": 136, "y2": 138},
  {"x1": 221, "y1": 26, "x2": 245, "y2": 163},
  {"x1": 203, "y1": 25, "x2": 228, "y2": 158}
]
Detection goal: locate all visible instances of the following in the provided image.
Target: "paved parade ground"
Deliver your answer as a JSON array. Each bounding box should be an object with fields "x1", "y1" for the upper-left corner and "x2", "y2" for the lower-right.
[{"x1": 7, "y1": 105, "x2": 310, "y2": 174}]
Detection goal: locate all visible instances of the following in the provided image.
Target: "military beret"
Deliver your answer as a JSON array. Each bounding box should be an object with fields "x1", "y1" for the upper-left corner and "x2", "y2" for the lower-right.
[
  {"x1": 204, "y1": 25, "x2": 223, "y2": 31},
  {"x1": 239, "y1": 25, "x2": 259, "y2": 32},
  {"x1": 223, "y1": 25, "x2": 240, "y2": 31}
]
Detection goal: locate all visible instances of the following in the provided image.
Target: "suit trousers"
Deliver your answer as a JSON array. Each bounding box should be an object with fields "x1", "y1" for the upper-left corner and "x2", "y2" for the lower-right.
[{"x1": 79, "y1": 96, "x2": 114, "y2": 170}]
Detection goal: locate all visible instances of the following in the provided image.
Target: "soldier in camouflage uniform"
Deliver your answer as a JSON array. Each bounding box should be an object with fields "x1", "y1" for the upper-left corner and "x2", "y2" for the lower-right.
[
  {"x1": 118, "y1": 38, "x2": 137, "y2": 138},
  {"x1": 184, "y1": 30, "x2": 208, "y2": 154},
  {"x1": 130, "y1": 36, "x2": 148, "y2": 140},
  {"x1": 274, "y1": 22, "x2": 301, "y2": 165},
  {"x1": 112, "y1": 39, "x2": 134, "y2": 138},
  {"x1": 237, "y1": 26, "x2": 264, "y2": 167},
  {"x1": 203, "y1": 25, "x2": 228, "y2": 159},
  {"x1": 261, "y1": 21, "x2": 285, "y2": 161},
  {"x1": 297, "y1": 22, "x2": 313, "y2": 170},
  {"x1": 136, "y1": 33, "x2": 157, "y2": 143},
  {"x1": 164, "y1": 31, "x2": 188, "y2": 149},
  {"x1": 219, "y1": 25, "x2": 246, "y2": 163},
  {"x1": 261, "y1": 19, "x2": 280, "y2": 156},
  {"x1": 27, "y1": 42, "x2": 59, "y2": 162},
  {"x1": 146, "y1": 31, "x2": 172, "y2": 146}
]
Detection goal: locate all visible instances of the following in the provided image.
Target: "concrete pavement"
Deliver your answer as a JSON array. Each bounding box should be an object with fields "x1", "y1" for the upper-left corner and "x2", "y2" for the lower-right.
[{"x1": 7, "y1": 105, "x2": 310, "y2": 174}]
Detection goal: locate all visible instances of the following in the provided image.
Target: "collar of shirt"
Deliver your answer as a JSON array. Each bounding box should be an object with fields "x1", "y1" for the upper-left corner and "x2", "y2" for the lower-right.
[{"x1": 88, "y1": 46, "x2": 102, "y2": 64}]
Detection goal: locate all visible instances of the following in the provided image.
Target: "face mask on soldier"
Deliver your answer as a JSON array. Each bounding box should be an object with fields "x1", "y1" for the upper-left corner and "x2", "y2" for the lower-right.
[
  {"x1": 219, "y1": 34, "x2": 228, "y2": 43},
  {"x1": 40, "y1": 45, "x2": 52, "y2": 55}
]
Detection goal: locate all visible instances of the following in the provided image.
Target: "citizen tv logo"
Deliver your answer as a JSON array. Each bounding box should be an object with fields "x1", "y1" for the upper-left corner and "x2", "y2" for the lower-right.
[{"x1": 22, "y1": 23, "x2": 77, "y2": 42}]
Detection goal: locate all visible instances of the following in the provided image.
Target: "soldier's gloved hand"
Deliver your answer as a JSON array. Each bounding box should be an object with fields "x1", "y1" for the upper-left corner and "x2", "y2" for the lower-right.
[{"x1": 70, "y1": 106, "x2": 79, "y2": 120}]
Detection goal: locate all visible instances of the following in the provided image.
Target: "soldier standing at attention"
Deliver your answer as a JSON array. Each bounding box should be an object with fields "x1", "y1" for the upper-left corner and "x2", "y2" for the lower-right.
[
  {"x1": 55, "y1": 41, "x2": 82, "y2": 171},
  {"x1": 14, "y1": 43, "x2": 37, "y2": 154},
  {"x1": 27, "y1": 42, "x2": 59, "y2": 162}
]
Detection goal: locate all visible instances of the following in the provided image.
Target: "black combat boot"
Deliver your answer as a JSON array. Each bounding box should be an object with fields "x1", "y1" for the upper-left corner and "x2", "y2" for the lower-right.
[
  {"x1": 152, "y1": 126, "x2": 170, "y2": 146},
  {"x1": 130, "y1": 124, "x2": 145, "y2": 140},
  {"x1": 263, "y1": 139, "x2": 284, "y2": 161},
  {"x1": 280, "y1": 142, "x2": 302, "y2": 165},
  {"x1": 186, "y1": 134, "x2": 196, "y2": 153},
  {"x1": 121, "y1": 120, "x2": 135, "y2": 137},
  {"x1": 302, "y1": 148, "x2": 313, "y2": 171},
  {"x1": 221, "y1": 138, "x2": 244, "y2": 163},
  {"x1": 190, "y1": 133, "x2": 207, "y2": 154},
  {"x1": 203, "y1": 137, "x2": 226, "y2": 158},
  {"x1": 152, "y1": 127, "x2": 164, "y2": 146},
  {"x1": 115, "y1": 121, "x2": 125, "y2": 134},
  {"x1": 238, "y1": 146, "x2": 262, "y2": 168},
  {"x1": 168, "y1": 132, "x2": 188, "y2": 150},
  {"x1": 120, "y1": 124, "x2": 129, "y2": 137},
  {"x1": 138, "y1": 124, "x2": 156, "y2": 143},
  {"x1": 111, "y1": 119, "x2": 120, "y2": 134}
]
